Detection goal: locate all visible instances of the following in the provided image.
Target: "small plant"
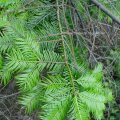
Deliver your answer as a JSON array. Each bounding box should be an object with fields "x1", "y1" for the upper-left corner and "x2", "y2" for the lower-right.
[{"x1": 0, "y1": 0, "x2": 114, "y2": 119}]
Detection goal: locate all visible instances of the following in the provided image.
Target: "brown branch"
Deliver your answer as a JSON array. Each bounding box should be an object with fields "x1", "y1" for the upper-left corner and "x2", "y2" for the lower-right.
[
  {"x1": 69, "y1": 0, "x2": 85, "y2": 29},
  {"x1": 91, "y1": 0, "x2": 120, "y2": 25}
]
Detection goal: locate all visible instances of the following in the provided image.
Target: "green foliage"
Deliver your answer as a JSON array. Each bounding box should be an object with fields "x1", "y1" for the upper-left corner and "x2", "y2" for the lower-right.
[
  {"x1": 0, "y1": 54, "x2": 3, "y2": 69},
  {"x1": 111, "y1": 49, "x2": 120, "y2": 77},
  {"x1": 0, "y1": 0, "x2": 114, "y2": 120},
  {"x1": 87, "y1": 0, "x2": 120, "y2": 22}
]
